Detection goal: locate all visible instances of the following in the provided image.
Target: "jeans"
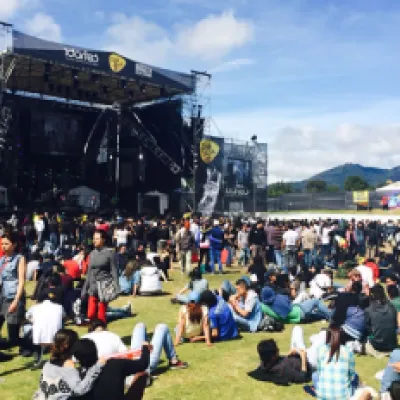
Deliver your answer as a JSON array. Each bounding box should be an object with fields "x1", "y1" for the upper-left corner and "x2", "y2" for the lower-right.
[
  {"x1": 298, "y1": 298, "x2": 332, "y2": 322},
  {"x1": 130, "y1": 322, "x2": 177, "y2": 373},
  {"x1": 238, "y1": 247, "x2": 250, "y2": 266},
  {"x1": 283, "y1": 246, "x2": 296, "y2": 273},
  {"x1": 321, "y1": 244, "x2": 331, "y2": 258},
  {"x1": 225, "y1": 245, "x2": 234, "y2": 266},
  {"x1": 356, "y1": 243, "x2": 366, "y2": 257},
  {"x1": 303, "y1": 249, "x2": 313, "y2": 267},
  {"x1": 180, "y1": 250, "x2": 192, "y2": 273},
  {"x1": 106, "y1": 306, "x2": 131, "y2": 322},
  {"x1": 49, "y1": 233, "x2": 58, "y2": 249},
  {"x1": 60, "y1": 233, "x2": 68, "y2": 247},
  {"x1": 274, "y1": 250, "x2": 283, "y2": 269},
  {"x1": 210, "y1": 249, "x2": 223, "y2": 273},
  {"x1": 221, "y1": 280, "x2": 236, "y2": 297},
  {"x1": 381, "y1": 349, "x2": 400, "y2": 393}
]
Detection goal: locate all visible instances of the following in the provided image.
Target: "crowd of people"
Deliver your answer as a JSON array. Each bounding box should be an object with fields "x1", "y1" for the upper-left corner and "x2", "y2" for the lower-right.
[{"x1": 1, "y1": 212, "x2": 400, "y2": 399}]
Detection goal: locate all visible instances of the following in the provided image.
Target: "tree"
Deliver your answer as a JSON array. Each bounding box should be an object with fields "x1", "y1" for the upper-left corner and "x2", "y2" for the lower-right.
[
  {"x1": 344, "y1": 175, "x2": 369, "y2": 191},
  {"x1": 305, "y1": 179, "x2": 327, "y2": 193},
  {"x1": 268, "y1": 181, "x2": 293, "y2": 197},
  {"x1": 326, "y1": 184, "x2": 340, "y2": 193}
]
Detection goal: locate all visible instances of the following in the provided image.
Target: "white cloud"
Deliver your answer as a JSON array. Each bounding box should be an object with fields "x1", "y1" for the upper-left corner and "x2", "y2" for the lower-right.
[
  {"x1": 24, "y1": 13, "x2": 62, "y2": 42},
  {"x1": 175, "y1": 11, "x2": 254, "y2": 60},
  {"x1": 212, "y1": 99, "x2": 400, "y2": 183},
  {"x1": 0, "y1": 0, "x2": 23, "y2": 20},
  {"x1": 103, "y1": 14, "x2": 172, "y2": 65},
  {"x1": 210, "y1": 58, "x2": 255, "y2": 73},
  {"x1": 102, "y1": 10, "x2": 254, "y2": 66}
]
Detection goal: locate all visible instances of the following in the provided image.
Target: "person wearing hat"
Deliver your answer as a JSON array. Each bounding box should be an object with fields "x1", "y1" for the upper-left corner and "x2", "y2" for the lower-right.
[{"x1": 174, "y1": 291, "x2": 212, "y2": 347}]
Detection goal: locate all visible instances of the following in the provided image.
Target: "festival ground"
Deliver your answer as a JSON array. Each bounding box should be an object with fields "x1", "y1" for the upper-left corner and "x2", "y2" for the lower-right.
[{"x1": 0, "y1": 265, "x2": 387, "y2": 400}]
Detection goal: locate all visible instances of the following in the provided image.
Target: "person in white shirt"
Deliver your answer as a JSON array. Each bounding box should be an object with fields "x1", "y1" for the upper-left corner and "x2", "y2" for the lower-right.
[
  {"x1": 114, "y1": 225, "x2": 130, "y2": 247},
  {"x1": 135, "y1": 262, "x2": 163, "y2": 296},
  {"x1": 83, "y1": 320, "x2": 127, "y2": 358},
  {"x1": 282, "y1": 224, "x2": 299, "y2": 273},
  {"x1": 84, "y1": 319, "x2": 188, "y2": 375},
  {"x1": 26, "y1": 254, "x2": 42, "y2": 281},
  {"x1": 34, "y1": 216, "x2": 45, "y2": 244},
  {"x1": 25, "y1": 297, "x2": 65, "y2": 368},
  {"x1": 356, "y1": 261, "x2": 375, "y2": 288},
  {"x1": 309, "y1": 270, "x2": 333, "y2": 299}
]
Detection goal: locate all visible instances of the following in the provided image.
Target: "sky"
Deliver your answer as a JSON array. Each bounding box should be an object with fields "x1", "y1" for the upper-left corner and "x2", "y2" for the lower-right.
[{"x1": 2, "y1": 0, "x2": 400, "y2": 183}]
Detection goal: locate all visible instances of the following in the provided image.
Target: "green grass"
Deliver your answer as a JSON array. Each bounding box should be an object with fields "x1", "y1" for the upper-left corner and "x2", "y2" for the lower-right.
[{"x1": 0, "y1": 269, "x2": 388, "y2": 400}]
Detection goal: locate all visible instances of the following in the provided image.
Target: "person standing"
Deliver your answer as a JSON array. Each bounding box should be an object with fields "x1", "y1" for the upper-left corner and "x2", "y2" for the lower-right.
[
  {"x1": 238, "y1": 224, "x2": 250, "y2": 267},
  {"x1": 82, "y1": 230, "x2": 119, "y2": 324},
  {"x1": 301, "y1": 223, "x2": 317, "y2": 269},
  {"x1": 282, "y1": 224, "x2": 299, "y2": 274},
  {"x1": 0, "y1": 230, "x2": 27, "y2": 354},
  {"x1": 209, "y1": 220, "x2": 224, "y2": 274},
  {"x1": 176, "y1": 221, "x2": 195, "y2": 274},
  {"x1": 249, "y1": 221, "x2": 267, "y2": 264}
]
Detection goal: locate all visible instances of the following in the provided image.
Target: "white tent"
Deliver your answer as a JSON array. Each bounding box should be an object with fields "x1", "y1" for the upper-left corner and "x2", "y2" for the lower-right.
[
  {"x1": 68, "y1": 186, "x2": 100, "y2": 210},
  {"x1": 376, "y1": 182, "x2": 400, "y2": 192},
  {"x1": 144, "y1": 191, "x2": 169, "y2": 215}
]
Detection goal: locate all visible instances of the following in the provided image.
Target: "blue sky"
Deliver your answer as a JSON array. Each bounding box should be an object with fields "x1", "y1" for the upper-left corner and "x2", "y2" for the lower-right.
[{"x1": 3, "y1": 0, "x2": 400, "y2": 182}]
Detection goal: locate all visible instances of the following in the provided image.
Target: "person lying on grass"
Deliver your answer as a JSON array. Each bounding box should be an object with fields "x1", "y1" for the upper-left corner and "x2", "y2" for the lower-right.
[
  {"x1": 199, "y1": 290, "x2": 239, "y2": 343},
  {"x1": 174, "y1": 291, "x2": 212, "y2": 347},
  {"x1": 248, "y1": 338, "x2": 311, "y2": 386}
]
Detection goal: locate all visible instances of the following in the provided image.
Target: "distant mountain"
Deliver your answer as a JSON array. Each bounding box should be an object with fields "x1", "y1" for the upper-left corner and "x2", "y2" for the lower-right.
[{"x1": 292, "y1": 163, "x2": 400, "y2": 190}]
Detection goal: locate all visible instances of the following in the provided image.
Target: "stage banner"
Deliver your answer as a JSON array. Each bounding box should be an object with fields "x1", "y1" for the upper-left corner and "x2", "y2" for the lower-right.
[
  {"x1": 224, "y1": 158, "x2": 252, "y2": 197},
  {"x1": 196, "y1": 136, "x2": 224, "y2": 215},
  {"x1": 11, "y1": 31, "x2": 194, "y2": 92},
  {"x1": 353, "y1": 191, "x2": 369, "y2": 205}
]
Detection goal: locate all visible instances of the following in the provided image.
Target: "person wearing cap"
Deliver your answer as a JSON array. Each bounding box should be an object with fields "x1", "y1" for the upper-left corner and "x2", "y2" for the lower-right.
[
  {"x1": 228, "y1": 278, "x2": 263, "y2": 333},
  {"x1": 174, "y1": 291, "x2": 211, "y2": 347}
]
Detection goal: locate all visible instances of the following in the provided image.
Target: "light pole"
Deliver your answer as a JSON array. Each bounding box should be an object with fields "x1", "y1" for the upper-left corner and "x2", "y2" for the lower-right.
[{"x1": 251, "y1": 135, "x2": 258, "y2": 216}]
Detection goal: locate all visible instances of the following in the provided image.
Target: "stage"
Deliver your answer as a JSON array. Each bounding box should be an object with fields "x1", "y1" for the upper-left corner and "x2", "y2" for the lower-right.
[{"x1": 0, "y1": 23, "x2": 200, "y2": 214}]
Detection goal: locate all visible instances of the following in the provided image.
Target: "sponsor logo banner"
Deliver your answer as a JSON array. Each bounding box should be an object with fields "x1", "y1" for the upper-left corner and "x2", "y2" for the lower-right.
[
  {"x1": 109, "y1": 53, "x2": 126, "y2": 73},
  {"x1": 200, "y1": 139, "x2": 220, "y2": 164},
  {"x1": 64, "y1": 47, "x2": 100, "y2": 65},
  {"x1": 135, "y1": 63, "x2": 152, "y2": 78}
]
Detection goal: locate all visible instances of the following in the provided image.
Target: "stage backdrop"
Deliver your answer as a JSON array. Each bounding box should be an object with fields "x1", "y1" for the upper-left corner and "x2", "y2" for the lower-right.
[{"x1": 195, "y1": 137, "x2": 268, "y2": 215}]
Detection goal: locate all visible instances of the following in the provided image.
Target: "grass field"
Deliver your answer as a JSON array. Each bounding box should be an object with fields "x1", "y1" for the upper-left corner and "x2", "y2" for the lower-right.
[{"x1": 0, "y1": 267, "x2": 389, "y2": 400}]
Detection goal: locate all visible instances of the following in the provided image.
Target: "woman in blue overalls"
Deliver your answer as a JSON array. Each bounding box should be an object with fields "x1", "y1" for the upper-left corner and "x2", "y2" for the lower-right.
[{"x1": 0, "y1": 230, "x2": 27, "y2": 351}]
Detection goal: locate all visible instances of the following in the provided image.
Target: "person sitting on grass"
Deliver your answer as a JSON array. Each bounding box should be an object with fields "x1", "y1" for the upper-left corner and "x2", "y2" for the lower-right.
[
  {"x1": 364, "y1": 284, "x2": 398, "y2": 358},
  {"x1": 34, "y1": 329, "x2": 105, "y2": 399},
  {"x1": 72, "y1": 338, "x2": 150, "y2": 400},
  {"x1": 312, "y1": 325, "x2": 360, "y2": 400},
  {"x1": 387, "y1": 284, "x2": 400, "y2": 330},
  {"x1": 82, "y1": 319, "x2": 188, "y2": 379},
  {"x1": 228, "y1": 278, "x2": 263, "y2": 333},
  {"x1": 119, "y1": 260, "x2": 140, "y2": 296},
  {"x1": 174, "y1": 291, "x2": 212, "y2": 347},
  {"x1": 199, "y1": 290, "x2": 239, "y2": 342},
  {"x1": 172, "y1": 267, "x2": 209, "y2": 304},
  {"x1": 248, "y1": 338, "x2": 311, "y2": 385}
]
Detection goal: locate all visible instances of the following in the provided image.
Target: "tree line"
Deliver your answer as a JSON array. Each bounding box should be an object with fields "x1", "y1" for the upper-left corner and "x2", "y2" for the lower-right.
[{"x1": 268, "y1": 176, "x2": 385, "y2": 197}]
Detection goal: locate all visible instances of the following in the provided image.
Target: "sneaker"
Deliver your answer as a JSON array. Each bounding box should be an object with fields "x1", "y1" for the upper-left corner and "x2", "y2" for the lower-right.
[
  {"x1": 122, "y1": 302, "x2": 132, "y2": 315},
  {"x1": 169, "y1": 360, "x2": 188, "y2": 370}
]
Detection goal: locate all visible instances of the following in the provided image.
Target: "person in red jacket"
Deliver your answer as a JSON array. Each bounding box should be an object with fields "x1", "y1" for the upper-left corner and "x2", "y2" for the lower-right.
[{"x1": 365, "y1": 258, "x2": 379, "y2": 282}]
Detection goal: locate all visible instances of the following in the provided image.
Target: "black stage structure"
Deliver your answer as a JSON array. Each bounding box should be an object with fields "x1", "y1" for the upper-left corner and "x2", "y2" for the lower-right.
[{"x1": 0, "y1": 22, "x2": 207, "y2": 214}]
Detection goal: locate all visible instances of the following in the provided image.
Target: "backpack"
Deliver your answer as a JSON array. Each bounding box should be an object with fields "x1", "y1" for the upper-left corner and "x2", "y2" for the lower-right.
[{"x1": 258, "y1": 314, "x2": 284, "y2": 332}]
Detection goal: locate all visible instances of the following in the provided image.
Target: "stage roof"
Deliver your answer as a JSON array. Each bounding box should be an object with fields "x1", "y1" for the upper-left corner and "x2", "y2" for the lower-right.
[{"x1": 2, "y1": 30, "x2": 195, "y2": 105}]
